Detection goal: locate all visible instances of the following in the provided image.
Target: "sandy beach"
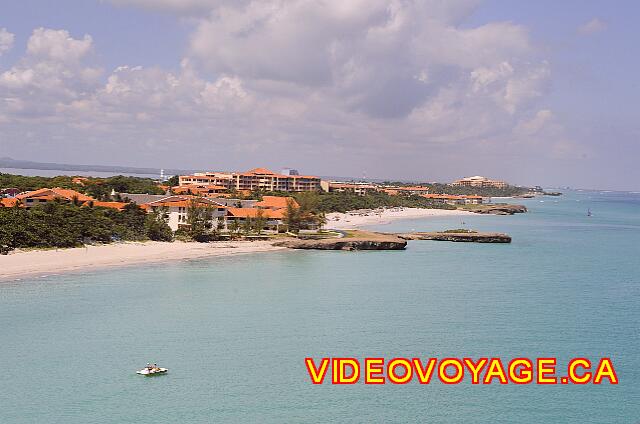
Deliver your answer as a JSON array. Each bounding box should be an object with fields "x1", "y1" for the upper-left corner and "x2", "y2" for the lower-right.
[
  {"x1": 326, "y1": 207, "x2": 475, "y2": 229},
  {"x1": 1, "y1": 208, "x2": 476, "y2": 281},
  {"x1": 0, "y1": 241, "x2": 285, "y2": 281}
]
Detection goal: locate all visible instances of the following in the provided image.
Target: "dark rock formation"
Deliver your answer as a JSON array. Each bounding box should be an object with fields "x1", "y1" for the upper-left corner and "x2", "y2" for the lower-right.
[
  {"x1": 272, "y1": 231, "x2": 407, "y2": 251},
  {"x1": 397, "y1": 232, "x2": 511, "y2": 243},
  {"x1": 466, "y1": 204, "x2": 527, "y2": 215}
]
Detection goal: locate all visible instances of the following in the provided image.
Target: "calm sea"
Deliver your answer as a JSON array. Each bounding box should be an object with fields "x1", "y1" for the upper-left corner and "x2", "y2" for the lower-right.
[{"x1": 1, "y1": 190, "x2": 638, "y2": 423}]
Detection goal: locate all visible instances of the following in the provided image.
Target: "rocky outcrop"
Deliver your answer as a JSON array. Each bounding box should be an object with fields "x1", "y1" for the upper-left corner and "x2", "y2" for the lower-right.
[
  {"x1": 397, "y1": 232, "x2": 511, "y2": 243},
  {"x1": 272, "y1": 231, "x2": 407, "y2": 251},
  {"x1": 466, "y1": 204, "x2": 527, "y2": 215}
]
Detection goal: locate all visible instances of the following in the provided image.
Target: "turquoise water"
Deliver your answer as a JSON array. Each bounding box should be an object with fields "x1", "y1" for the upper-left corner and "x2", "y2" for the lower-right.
[{"x1": 1, "y1": 190, "x2": 638, "y2": 423}]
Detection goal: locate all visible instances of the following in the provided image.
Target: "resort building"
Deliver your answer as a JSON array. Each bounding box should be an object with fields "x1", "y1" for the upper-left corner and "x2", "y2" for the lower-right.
[
  {"x1": 225, "y1": 207, "x2": 287, "y2": 232},
  {"x1": 179, "y1": 168, "x2": 321, "y2": 192},
  {"x1": 451, "y1": 176, "x2": 507, "y2": 189},
  {"x1": 393, "y1": 186, "x2": 431, "y2": 195},
  {"x1": 327, "y1": 182, "x2": 378, "y2": 196},
  {"x1": 421, "y1": 194, "x2": 484, "y2": 205},
  {"x1": 141, "y1": 195, "x2": 227, "y2": 231},
  {"x1": 254, "y1": 195, "x2": 297, "y2": 210},
  {"x1": 86, "y1": 201, "x2": 129, "y2": 211},
  {"x1": 171, "y1": 185, "x2": 228, "y2": 196},
  {"x1": 16, "y1": 188, "x2": 94, "y2": 208}
]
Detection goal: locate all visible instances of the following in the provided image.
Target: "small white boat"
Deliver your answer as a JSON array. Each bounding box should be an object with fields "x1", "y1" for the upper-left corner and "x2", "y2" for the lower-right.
[{"x1": 137, "y1": 366, "x2": 168, "y2": 376}]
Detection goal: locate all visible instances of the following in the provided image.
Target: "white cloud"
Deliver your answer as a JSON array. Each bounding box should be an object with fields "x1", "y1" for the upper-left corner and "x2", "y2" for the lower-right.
[
  {"x1": 578, "y1": 18, "x2": 607, "y2": 35},
  {"x1": 187, "y1": 0, "x2": 547, "y2": 120},
  {"x1": 0, "y1": 28, "x2": 101, "y2": 120},
  {"x1": 1, "y1": 3, "x2": 567, "y2": 178},
  {"x1": 27, "y1": 28, "x2": 93, "y2": 62},
  {"x1": 0, "y1": 28, "x2": 14, "y2": 56}
]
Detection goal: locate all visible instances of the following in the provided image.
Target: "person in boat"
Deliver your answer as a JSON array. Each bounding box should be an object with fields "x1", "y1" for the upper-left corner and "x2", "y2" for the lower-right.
[{"x1": 146, "y1": 363, "x2": 153, "y2": 371}]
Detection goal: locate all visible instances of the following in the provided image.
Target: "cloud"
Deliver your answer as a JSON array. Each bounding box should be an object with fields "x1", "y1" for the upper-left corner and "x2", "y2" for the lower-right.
[
  {"x1": 26, "y1": 28, "x2": 93, "y2": 62},
  {"x1": 188, "y1": 0, "x2": 547, "y2": 120},
  {"x1": 0, "y1": 28, "x2": 15, "y2": 56},
  {"x1": 1, "y1": 2, "x2": 565, "y2": 178},
  {"x1": 578, "y1": 18, "x2": 607, "y2": 35},
  {"x1": 0, "y1": 28, "x2": 100, "y2": 120}
]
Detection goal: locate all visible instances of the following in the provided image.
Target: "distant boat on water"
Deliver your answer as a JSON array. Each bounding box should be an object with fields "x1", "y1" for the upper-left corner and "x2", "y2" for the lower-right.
[{"x1": 587, "y1": 209, "x2": 592, "y2": 217}]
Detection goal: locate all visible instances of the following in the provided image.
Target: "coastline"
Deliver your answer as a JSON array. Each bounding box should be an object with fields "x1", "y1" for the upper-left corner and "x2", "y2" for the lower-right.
[
  {"x1": 2, "y1": 208, "x2": 478, "y2": 281},
  {"x1": 0, "y1": 240, "x2": 285, "y2": 282},
  {"x1": 325, "y1": 207, "x2": 475, "y2": 229}
]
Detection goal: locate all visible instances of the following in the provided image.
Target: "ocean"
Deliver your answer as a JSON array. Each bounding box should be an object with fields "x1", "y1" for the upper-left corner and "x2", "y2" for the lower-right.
[{"x1": 1, "y1": 190, "x2": 638, "y2": 423}]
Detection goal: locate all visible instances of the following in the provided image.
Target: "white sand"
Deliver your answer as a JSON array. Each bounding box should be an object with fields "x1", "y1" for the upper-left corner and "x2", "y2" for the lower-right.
[
  {"x1": 326, "y1": 207, "x2": 475, "y2": 229},
  {"x1": 0, "y1": 241, "x2": 285, "y2": 281}
]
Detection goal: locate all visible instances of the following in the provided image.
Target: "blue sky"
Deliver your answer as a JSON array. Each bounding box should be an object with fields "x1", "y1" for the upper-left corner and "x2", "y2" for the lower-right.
[{"x1": 0, "y1": 0, "x2": 637, "y2": 190}]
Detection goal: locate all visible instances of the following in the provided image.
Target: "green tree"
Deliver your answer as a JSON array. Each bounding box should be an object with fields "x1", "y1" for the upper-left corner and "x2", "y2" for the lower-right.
[
  {"x1": 186, "y1": 199, "x2": 216, "y2": 242},
  {"x1": 145, "y1": 207, "x2": 173, "y2": 241},
  {"x1": 253, "y1": 209, "x2": 267, "y2": 234},
  {"x1": 166, "y1": 175, "x2": 179, "y2": 187},
  {"x1": 283, "y1": 198, "x2": 301, "y2": 233}
]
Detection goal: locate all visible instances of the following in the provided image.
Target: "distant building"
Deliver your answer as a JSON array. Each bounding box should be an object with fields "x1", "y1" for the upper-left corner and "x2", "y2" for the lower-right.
[
  {"x1": 392, "y1": 186, "x2": 430, "y2": 195},
  {"x1": 328, "y1": 182, "x2": 378, "y2": 196},
  {"x1": 451, "y1": 176, "x2": 507, "y2": 189},
  {"x1": 421, "y1": 194, "x2": 483, "y2": 205},
  {"x1": 179, "y1": 168, "x2": 321, "y2": 192},
  {"x1": 280, "y1": 168, "x2": 299, "y2": 176},
  {"x1": 171, "y1": 185, "x2": 228, "y2": 196}
]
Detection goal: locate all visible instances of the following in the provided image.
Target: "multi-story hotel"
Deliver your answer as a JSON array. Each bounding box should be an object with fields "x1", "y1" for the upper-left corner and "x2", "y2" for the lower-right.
[
  {"x1": 451, "y1": 176, "x2": 507, "y2": 189},
  {"x1": 179, "y1": 168, "x2": 321, "y2": 192}
]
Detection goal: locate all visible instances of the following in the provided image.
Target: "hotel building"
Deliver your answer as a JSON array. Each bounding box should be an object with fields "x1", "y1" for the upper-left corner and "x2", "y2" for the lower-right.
[
  {"x1": 451, "y1": 176, "x2": 508, "y2": 189},
  {"x1": 179, "y1": 168, "x2": 321, "y2": 192}
]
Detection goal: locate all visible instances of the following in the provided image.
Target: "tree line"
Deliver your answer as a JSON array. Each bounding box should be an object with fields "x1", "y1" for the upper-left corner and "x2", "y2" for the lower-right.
[
  {"x1": 0, "y1": 201, "x2": 172, "y2": 254},
  {"x1": 0, "y1": 173, "x2": 165, "y2": 198}
]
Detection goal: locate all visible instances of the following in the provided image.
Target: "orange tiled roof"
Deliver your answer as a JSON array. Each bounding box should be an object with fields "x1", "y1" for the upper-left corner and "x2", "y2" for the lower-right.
[
  {"x1": 144, "y1": 195, "x2": 225, "y2": 209},
  {"x1": 226, "y1": 207, "x2": 285, "y2": 219},
  {"x1": 422, "y1": 194, "x2": 483, "y2": 200},
  {"x1": 397, "y1": 186, "x2": 430, "y2": 191},
  {"x1": 254, "y1": 196, "x2": 297, "y2": 209},
  {"x1": 173, "y1": 185, "x2": 227, "y2": 194},
  {"x1": 89, "y1": 201, "x2": 129, "y2": 210},
  {"x1": 245, "y1": 167, "x2": 276, "y2": 175},
  {"x1": 0, "y1": 198, "x2": 19, "y2": 207},
  {"x1": 17, "y1": 188, "x2": 94, "y2": 202}
]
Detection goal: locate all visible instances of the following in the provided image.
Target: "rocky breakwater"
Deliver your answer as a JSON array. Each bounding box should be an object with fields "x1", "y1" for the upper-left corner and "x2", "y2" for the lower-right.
[
  {"x1": 466, "y1": 204, "x2": 527, "y2": 215},
  {"x1": 397, "y1": 232, "x2": 511, "y2": 243},
  {"x1": 272, "y1": 231, "x2": 407, "y2": 251}
]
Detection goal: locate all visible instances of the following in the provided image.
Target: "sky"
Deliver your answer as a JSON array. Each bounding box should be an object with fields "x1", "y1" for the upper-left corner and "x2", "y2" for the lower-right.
[{"x1": 0, "y1": 0, "x2": 638, "y2": 190}]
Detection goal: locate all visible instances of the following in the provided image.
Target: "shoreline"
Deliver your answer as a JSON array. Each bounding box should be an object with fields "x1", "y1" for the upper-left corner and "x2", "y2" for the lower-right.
[
  {"x1": 0, "y1": 240, "x2": 285, "y2": 282},
  {"x1": 3, "y1": 208, "x2": 479, "y2": 281},
  {"x1": 325, "y1": 207, "x2": 475, "y2": 229}
]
